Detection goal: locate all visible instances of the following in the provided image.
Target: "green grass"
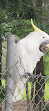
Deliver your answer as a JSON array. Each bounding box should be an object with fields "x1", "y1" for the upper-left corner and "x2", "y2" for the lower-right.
[
  {"x1": 45, "y1": 83, "x2": 49, "y2": 100},
  {"x1": 1, "y1": 79, "x2": 49, "y2": 101},
  {"x1": 21, "y1": 81, "x2": 49, "y2": 101},
  {"x1": 44, "y1": 52, "x2": 49, "y2": 76},
  {"x1": 1, "y1": 79, "x2": 5, "y2": 88}
]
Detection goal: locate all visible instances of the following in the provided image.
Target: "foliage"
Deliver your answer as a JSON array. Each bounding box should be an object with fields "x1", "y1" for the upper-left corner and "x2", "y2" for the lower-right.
[
  {"x1": 0, "y1": 0, "x2": 49, "y2": 36},
  {"x1": 1, "y1": 19, "x2": 33, "y2": 38},
  {"x1": 18, "y1": 0, "x2": 35, "y2": 19},
  {"x1": 1, "y1": 18, "x2": 49, "y2": 39},
  {"x1": 44, "y1": 52, "x2": 49, "y2": 76},
  {"x1": 43, "y1": 104, "x2": 49, "y2": 111},
  {"x1": 0, "y1": 86, "x2": 5, "y2": 103}
]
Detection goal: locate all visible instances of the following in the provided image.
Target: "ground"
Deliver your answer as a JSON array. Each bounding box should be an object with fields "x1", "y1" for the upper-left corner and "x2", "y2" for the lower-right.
[
  {"x1": 12, "y1": 100, "x2": 34, "y2": 111},
  {"x1": 0, "y1": 100, "x2": 49, "y2": 111}
]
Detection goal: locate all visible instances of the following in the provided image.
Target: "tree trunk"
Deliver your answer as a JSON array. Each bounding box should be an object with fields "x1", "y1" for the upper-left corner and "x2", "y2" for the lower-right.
[{"x1": 35, "y1": 57, "x2": 45, "y2": 111}]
